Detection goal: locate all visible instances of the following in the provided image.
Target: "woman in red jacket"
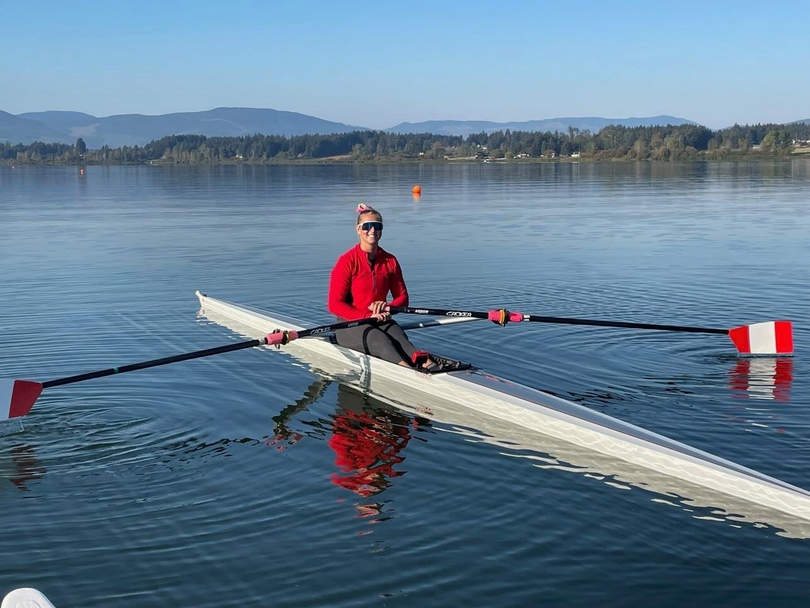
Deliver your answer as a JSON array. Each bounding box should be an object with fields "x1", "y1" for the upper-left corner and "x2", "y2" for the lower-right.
[{"x1": 328, "y1": 204, "x2": 433, "y2": 368}]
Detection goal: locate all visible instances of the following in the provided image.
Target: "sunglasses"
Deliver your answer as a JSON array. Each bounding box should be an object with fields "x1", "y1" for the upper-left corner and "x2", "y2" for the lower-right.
[{"x1": 359, "y1": 221, "x2": 384, "y2": 232}]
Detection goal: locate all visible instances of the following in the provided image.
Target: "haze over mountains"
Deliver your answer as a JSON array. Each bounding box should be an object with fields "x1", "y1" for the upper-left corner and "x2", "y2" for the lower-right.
[
  {"x1": 0, "y1": 111, "x2": 65, "y2": 145},
  {"x1": 385, "y1": 116, "x2": 695, "y2": 136},
  {"x1": 0, "y1": 107, "x2": 711, "y2": 148}
]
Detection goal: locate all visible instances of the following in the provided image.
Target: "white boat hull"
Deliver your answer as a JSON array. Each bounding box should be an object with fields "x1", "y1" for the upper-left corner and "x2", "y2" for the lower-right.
[{"x1": 196, "y1": 291, "x2": 810, "y2": 534}]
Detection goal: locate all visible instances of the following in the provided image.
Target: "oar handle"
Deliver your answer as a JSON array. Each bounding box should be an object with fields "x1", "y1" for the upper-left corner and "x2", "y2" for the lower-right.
[{"x1": 390, "y1": 306, "x2": 489, "y2": 320}]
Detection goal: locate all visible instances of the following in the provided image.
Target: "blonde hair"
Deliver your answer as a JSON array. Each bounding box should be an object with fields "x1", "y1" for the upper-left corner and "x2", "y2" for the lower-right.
[{"x1": 356, "y1": 203, "x2": 383, "y2": 224}]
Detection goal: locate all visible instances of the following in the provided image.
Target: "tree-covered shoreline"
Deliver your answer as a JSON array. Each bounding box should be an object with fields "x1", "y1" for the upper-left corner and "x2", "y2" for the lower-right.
[{"x1": 3, "y1": 123, "x2": 809, "y2": 165}]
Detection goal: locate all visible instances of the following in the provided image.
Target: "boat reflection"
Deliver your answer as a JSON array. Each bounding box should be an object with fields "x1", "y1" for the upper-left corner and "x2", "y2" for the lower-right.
[{"x1": 296, "y1": 353, "x2": 810, "y2": 539}]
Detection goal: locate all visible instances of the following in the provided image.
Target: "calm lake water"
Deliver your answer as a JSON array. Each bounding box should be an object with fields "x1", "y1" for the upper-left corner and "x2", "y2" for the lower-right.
[{"x1": 1, "y1": 161, "x2": 810, "y2": 606}]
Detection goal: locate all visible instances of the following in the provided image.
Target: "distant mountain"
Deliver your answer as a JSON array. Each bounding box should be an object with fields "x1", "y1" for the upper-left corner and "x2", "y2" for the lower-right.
[
  {"x1": 0, "y1": 110, "x2": 65, "y2": 144},
  {"x1": 2, "y1": 107, "x2": 701, "y2": 148},
  {"x1": 4, "y1": 107, "x2": 368, "y2": 148},
  {"x1": 386, "y1": 115, "x2": 696, "y2": 136},
  {"x1": 18, "y1": 111, "x2": 98, "y2": 133},
  {"x1": 792, "y1": 118, "x2": 810, "y2": 125}
]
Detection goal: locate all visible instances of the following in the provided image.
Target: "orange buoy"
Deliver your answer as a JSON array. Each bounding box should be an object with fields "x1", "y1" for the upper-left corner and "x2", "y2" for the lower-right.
[{"x1": 412, "y1": 185, "x2": 421, "y2": 194}]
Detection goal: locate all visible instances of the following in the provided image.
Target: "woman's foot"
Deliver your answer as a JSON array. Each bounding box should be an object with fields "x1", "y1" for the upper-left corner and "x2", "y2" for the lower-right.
[{"x1": 411, "y1": 350, "x2": 433, "y2": 368}]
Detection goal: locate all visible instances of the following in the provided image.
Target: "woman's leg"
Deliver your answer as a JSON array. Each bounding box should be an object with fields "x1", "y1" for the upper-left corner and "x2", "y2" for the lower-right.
[
  {"x1": 333, "y1": 323, "x2": 413, "y2": 366},
  {"x1": 380, "y1": 322, "x2": 439, "y2": 368},
  {"x1": 377, "y1": 322, "x2": 419, "y2": 359}
]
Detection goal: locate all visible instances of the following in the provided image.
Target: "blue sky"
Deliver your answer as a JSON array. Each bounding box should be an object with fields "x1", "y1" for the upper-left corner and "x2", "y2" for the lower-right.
[{"x1": 3, "y1": 0, "x2": 808, "y2": 129}]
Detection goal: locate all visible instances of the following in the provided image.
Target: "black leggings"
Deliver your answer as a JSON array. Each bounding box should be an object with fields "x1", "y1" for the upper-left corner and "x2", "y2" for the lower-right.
[{"x1": 333, "y1": 321, "x2": 418, "y2": 365}]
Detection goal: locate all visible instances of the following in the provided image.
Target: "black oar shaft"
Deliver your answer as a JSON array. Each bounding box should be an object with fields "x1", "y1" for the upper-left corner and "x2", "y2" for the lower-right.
[
  {"x1": 524, "y1": 315, "x2": 728, "y2": 335},
  {"x1": 41, "y1": 316, "x2": 380, "y2": 390},
  {"x1": 42, "y1": 339, "x2": 262, "y2": 389},
  {"x1": 391, "y1": 306, "x2": 728, "y2": 335}
]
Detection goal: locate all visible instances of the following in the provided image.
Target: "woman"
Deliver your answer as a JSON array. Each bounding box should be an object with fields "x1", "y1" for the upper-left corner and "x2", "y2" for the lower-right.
[{"x1": 328, "y1": 204, "x2": 434, "y2": 368}]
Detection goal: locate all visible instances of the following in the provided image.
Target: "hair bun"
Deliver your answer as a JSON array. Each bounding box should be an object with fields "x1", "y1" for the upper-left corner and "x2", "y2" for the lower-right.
[{"x1": 356, "y1": 203, "x2": 371, "y2": 213}]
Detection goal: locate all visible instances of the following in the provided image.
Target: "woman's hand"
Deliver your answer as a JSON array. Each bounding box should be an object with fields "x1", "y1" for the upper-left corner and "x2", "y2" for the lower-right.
[{"x1": 368, "y1": 301, "x2": 390, "y2": 322}]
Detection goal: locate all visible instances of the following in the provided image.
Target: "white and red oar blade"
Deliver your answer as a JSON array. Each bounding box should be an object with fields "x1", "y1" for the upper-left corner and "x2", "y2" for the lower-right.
[
  {"x1": 1, "y1": 380, "x2": 43, "y2": 420},
  {"x1": 728, "y1": 321, "x2": 793, "y2": 356}
]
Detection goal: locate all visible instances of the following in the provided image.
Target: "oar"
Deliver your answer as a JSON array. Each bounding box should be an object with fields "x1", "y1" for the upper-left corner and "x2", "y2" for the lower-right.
[
  {"x1": 1, "y1": 316, "x2": 381, "y2": 421},
  {"x1": 399, "y1": 316, "x2": 484, "y2": 331},
  {"x1": 389, "y1": 306, "x2": 793, "y2": 356}
]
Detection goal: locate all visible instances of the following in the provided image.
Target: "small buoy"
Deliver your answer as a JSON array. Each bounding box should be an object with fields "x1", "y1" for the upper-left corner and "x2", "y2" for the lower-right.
[
  {"x1": 412, "y1": 185, "x2": 421, "y2": 194},
  {"x1": 2, "y1": 588, "x2": 56, "y2": 608}
]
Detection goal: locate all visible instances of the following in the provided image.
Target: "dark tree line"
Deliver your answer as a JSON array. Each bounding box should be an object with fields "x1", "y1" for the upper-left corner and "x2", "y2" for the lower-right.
[{"x1": 3, "y1": 122, "x2": 809, "y2": 164}]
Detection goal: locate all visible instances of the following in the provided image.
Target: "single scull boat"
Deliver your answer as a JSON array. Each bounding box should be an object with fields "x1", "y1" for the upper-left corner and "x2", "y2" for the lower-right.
[{"x1": 197, "y1": 291, "x2": 810, "y2": 527}]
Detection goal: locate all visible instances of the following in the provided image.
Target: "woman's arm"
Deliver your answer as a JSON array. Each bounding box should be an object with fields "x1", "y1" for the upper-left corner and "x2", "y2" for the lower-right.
[
  {"x1": 388, "y1": 258, "x2": 409, "y2": 308},
  {"x1": 328, "y1": 257, "x2": 367, "y2": 320}
]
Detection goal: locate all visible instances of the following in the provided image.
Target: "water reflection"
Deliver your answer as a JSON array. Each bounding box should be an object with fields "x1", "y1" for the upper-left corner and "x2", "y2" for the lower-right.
[
  {"x1": 327, "y1": 384, "x2": 418, "y2": 497},
  {"x1": 728, "y1": 357, "x2": 793, "y2": 402},
  {"x1": 271, "y1": 379, "x2": 428, "y2": 498},
  {"x1": 155, "y1": 375, "x2": 427, "y2": 509},
  {"x1": 267, "y1": 378, "x2": 331, "y2": 451},
  {"x1": 2, "y1": 444, "x2": 45, "y2": 492}
]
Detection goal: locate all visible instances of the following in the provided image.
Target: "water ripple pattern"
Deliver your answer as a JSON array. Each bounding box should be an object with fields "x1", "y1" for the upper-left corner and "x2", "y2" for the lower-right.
[{"x1": 1, "y1": 162, "x2": 810, "y2": 606}]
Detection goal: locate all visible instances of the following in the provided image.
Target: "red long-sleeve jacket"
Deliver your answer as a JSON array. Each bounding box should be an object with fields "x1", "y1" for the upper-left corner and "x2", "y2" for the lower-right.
[{"x1": 328, "y1": 244, "x2": 409, "y2": 321}]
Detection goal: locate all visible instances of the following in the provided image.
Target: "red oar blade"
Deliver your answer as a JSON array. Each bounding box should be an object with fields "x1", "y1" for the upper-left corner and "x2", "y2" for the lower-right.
[
  {"x1": 1, "y1": 380, "x2": 43, "y2": 420},
  {"x1": 728, "y1": 321, "x2": 793, "y2": 356}
]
